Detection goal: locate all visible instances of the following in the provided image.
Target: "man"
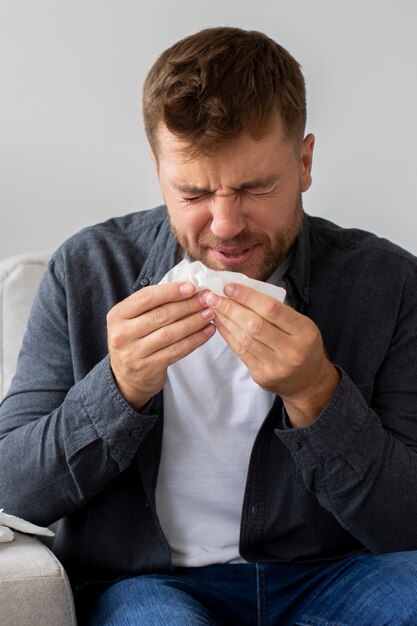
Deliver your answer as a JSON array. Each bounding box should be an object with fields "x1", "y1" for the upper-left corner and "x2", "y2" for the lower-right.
[{"x1": 1, "y1": 26, "x2": 417, "y2": 626}]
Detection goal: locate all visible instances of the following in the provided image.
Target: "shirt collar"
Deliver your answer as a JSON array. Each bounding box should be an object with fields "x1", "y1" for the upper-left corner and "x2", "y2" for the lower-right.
[
  {"x1": 285, "y1": 213, "x2": 311, "y2": 305},
  {"x1": 132, "y1": 215, "x2": 177, "y2": 291}
]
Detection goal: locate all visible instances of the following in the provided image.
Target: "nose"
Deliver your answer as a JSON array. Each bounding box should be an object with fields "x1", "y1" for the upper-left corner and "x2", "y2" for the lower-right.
[{"x1": 209, "y1": 192, "x2": 246, "y2": 240}]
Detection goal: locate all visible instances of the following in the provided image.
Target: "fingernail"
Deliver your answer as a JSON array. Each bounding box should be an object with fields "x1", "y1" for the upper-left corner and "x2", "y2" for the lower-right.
[
  {"x1": 203, "y1": 323, "x2": 216, "y2": 335},
  {"x1": 224, "y1": 284, "x2": 237, "y2": 297},
  {"x1": 206, "y1": 292, "x2": 220, "y2": 307},
  {"x1": 179, "y1": 282, "x2": 195, "y2": 296},
  {"x1": 198, "y1": 291, "x2": 208, "y2": 305},
  {"x1": 201, "y1": 308, "x2": 214, "y2": 320}
]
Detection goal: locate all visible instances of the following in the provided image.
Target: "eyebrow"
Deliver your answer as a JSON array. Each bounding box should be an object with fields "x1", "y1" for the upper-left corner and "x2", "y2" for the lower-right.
[
  {"x1": 173, "y1": 183, "x2": 212, "y2": 195},
  {"x1": 172, "y1": 175, "x2": 279, "y2": 195}
]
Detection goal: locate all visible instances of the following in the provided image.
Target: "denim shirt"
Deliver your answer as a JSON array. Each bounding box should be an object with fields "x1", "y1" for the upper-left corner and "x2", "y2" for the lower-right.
[{"x1": 1, "y1": 206, "x2": 417, "y2": 601}]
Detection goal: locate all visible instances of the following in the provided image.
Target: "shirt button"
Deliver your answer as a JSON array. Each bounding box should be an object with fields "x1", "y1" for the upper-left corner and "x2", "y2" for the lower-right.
[
  {"x1": 251, "y1": 504, "x2": 257, "y2": 516},
  {"x1": 130, "y1": 428, "x2": 142, "y2": 439},
  {"x1": 139, "y1": 277, "x2": 150, "y2": 287}
]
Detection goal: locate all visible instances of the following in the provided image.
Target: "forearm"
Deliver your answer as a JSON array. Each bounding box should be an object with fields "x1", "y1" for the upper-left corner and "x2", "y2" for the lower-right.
[
  {"x1": 0, "y1": 357, "x2": 157, "y2": 526},
  {"x1": 276, "y1": 369, "x2": 417, "y2": 553}
]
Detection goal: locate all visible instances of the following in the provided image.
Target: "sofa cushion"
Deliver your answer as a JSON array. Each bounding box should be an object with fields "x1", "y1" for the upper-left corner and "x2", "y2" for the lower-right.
[{"x1": 0, "y1": 254, "x2": 49, "y2": 400}]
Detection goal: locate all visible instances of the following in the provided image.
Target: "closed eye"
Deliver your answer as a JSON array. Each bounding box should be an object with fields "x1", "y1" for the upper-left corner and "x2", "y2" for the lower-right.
[
  {"x1": 182, "y1": 195, "x2": 206, "y2": 203},
  {"x1": 241, "y1": 179, "x2": 280, "y2": 196},
  {"x1": 244, "y1": 187, "x2": 274, "y2": 197}
]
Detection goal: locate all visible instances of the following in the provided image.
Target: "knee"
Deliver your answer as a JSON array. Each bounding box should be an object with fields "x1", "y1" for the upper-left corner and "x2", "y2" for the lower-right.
[
  {"x1": 347, "y1": 551, "x2": 417, "y2": 622},
  {"x1": 298, "y1": 551, "x2": 417, "y2": 626}
]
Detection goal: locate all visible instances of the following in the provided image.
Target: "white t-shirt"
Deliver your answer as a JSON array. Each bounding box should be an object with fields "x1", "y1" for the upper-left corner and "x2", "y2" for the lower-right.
[{"x1": 155, "y1": 262, "x2": 288, "y2": 567}]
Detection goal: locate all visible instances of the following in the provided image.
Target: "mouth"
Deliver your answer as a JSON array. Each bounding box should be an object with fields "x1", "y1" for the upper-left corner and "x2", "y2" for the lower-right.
[{"x1": 210, "y1": 244, "x2": 259, "y2": 267}]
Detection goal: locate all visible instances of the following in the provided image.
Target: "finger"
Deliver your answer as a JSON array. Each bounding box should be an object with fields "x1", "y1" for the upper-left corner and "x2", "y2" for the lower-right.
[
  {"x1": 148, "y1": 322, "x2": 216, "y2": 367},
  {"x1": 204, "y1": 290, "x2": 291, "y2": 348},
  {"x1": 118, "y1": 281, "x2": 197, "y2": 319},
  {"x1": 214, "y1": 310, "x2": 285, "y2": 363},
  {"x1": 130, "y1": 291, "x2": 209, "y2": 340},
  {"x1": 215, "y1": 284, "x2": 303, "y2": 334},
  {"x1": 213, "y1": 296, "x2": 290, "y2": 350},
  {"x1": 135, "y1": 308, "x2": 216, "y2": 357}
]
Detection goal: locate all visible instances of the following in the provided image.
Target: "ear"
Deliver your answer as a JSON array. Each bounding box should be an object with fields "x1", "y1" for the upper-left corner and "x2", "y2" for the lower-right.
[
  {"x1": 300, "y1": 133, "x2": 315, "y2": 192},
  {"x1": 149, "y1": 148, "x2": 159, "y2": 174}
]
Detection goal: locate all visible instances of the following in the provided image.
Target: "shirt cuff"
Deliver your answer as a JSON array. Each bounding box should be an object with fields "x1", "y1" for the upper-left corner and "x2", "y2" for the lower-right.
[
  {"x1": 275, "y1": 368, "x2": 376, "y2": 467},
  {"x1": 68, "y1": 355, "x2": 158, "y2": 465}
]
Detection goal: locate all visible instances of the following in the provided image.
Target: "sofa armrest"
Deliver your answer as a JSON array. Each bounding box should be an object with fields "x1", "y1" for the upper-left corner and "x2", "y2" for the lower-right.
[{"x1": 0, "y1": 531, "x2": 77, "y2": 625}]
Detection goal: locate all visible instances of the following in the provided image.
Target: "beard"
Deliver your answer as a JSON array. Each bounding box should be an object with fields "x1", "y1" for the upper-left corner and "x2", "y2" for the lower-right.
[{"x1": 169, "y1": 200, "x2": 304, "y2": 282}]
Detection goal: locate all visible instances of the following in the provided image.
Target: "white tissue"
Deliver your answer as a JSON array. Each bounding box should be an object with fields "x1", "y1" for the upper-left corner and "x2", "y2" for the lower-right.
[
  {"x1": 160, "y1": 260, "x2": 286, "y2": 302},
  {"x1": 0, "y1": 509, "x2": 55, "y2": 541}
]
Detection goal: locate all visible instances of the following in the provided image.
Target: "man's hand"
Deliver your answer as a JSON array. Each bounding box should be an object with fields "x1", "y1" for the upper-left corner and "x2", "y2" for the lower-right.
[
  {"x1": 107, "y1": 282, "x2": 215, "y2": 411},
  {"x1": 203, "y1": 284, "x2": 340, "y2": 428}
]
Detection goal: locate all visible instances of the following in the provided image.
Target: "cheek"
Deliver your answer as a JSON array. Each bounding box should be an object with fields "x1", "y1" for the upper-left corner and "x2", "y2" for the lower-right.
[
  {"x1": 253, "y1": 189, "x2": 301, "y2": 229},
  {"x1": 169, "y1": 206, "x2": 209, "y2": 241},
  {"x1": 247, "y1": 203, "x2": 291, "y2": 233}
]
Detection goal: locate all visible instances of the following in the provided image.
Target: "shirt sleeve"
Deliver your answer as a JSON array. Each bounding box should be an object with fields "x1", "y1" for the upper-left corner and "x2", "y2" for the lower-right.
[
  {"x1": 275, "y1": 261, "x2": 417, "y2": 553},
  {"x1": 0, "y1": 256, "x2": 158, "y2": 527}
]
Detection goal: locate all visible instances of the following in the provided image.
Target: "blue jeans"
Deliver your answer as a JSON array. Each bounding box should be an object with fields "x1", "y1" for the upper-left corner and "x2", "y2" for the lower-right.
[{"x1": 86, "y1": 551, "x2": 417, "y2": 625}]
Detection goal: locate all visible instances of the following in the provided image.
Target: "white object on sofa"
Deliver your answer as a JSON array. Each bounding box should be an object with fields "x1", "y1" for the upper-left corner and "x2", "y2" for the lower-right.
[{"x1": 0, "y1": 253, "x2": 77, "y2": 626}]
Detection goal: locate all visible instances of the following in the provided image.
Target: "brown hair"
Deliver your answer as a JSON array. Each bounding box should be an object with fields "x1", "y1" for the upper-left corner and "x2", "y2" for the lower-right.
[{"x1": 142, "y1": 27, "x2": 306, "y2": 156}]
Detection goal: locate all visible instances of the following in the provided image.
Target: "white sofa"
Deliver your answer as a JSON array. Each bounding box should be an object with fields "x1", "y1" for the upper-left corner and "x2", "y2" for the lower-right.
[{"x1": 0, "y1": 254, "x2": 77, "y2": 626}]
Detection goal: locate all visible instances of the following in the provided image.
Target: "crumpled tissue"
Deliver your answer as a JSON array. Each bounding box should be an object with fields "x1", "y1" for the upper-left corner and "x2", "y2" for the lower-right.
[
  {"x1": 159, "y1": 260, "x2": 286, "y2": 302},
  {"x1": 0, "y1": 509, "x2": 55, "y2": 543}
]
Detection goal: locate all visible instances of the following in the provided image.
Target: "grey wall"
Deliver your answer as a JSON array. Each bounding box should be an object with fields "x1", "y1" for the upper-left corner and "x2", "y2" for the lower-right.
[{"x1": 1, "y1": 0, "x2": 417, "y2": 259}]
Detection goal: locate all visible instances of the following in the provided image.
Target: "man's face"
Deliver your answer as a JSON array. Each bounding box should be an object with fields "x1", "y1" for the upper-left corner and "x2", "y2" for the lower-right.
[{"x1": 152, "y1": 117, "x2": 314, "y2": 281}]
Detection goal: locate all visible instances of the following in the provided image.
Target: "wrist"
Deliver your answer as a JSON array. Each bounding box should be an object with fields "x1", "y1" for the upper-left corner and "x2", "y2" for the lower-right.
[
  {"x1": 108, "y1": 360, "x2": 153, "y2": 412},
  {"x1": 116, "y1": 380, "x2": 153, "y2": 412},
  {"x1": 282, "y1": 362, "x2": 340, "y2": 428}
]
